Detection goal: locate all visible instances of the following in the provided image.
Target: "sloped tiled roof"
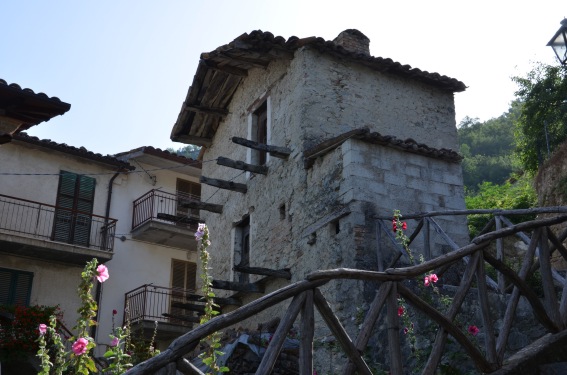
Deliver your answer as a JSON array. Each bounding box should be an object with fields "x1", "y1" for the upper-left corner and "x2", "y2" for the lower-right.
[
  {"x1": 0, "y1": 79, "x2": 71, "y2": 131},
  {"x1": 171, "y1": 30, "x2": 467, "y2": 147},
  {"x1": 303, "y1": 128, "x2": 462, "y2": 168},
  {"x1": 13, "y1": 132, "x2": 134, "y2": 170}
]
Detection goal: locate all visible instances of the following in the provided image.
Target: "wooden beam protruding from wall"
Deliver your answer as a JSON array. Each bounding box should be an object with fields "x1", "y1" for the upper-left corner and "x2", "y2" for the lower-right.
[
  {"x1": 217, "y1": 156, "x2": 268, "y2": 175},
  {"x1": 211, "y1": 279, "x2": 264, "y2": 293},
  {"x1": 231, "y1": 136, "x2": 291, "y2": 159},
  {"x1": 179, "y1": 199, "x2": 223, "y2": 214},
  {"x1": 200, "y1": 176, "x2": 247, "y2": 193},
  {"x1": 233, "y1": 265, "x2": 292, "y2": 280},
  {"x1": 201, "y1": 59, "x2": 248, "y2": 77},
  {"x1": 184, "y1": 105, "x2": 228, "y2": 117}
]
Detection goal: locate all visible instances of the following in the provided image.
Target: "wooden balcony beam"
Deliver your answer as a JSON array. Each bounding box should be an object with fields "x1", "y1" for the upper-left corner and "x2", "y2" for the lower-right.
[
  {"x1": 200, "y1": 175, "x2": 247, "y2": 193},
  {"x1": 179, "y1": 200, "x2": 223, "y2": 214},
  {"x1": 211, "y1": 279, "x2": 264, "y2": 293},
  {"x1": 234, "y1": 265, "x2": 291, "y2": 280},
  {"x1": 217, "y1": 156, "x2": 268, "y2": 175},
  {"x1": 231, "y1": 136, "x2": 291, "y2": 159}
]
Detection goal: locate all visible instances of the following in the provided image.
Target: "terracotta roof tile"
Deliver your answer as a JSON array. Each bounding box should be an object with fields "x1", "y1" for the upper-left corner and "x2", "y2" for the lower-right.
[
  {"x1": 171, "y1": 30, "x2": 466, "y2": 146},
  {"x1": 0, "y1": 79, "x2": 71, "y2": 131}
]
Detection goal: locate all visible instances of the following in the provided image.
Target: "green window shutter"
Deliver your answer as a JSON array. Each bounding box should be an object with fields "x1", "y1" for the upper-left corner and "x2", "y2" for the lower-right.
[
  {"x1": 0, "y1": 268, "x2": 33, "y2": 306},
  {"x1": 74, "y1": 175, "x2": 95, "y2": 246},
  {"x1": 53, "y1": 171, "x2": 96, "y2": 246}
]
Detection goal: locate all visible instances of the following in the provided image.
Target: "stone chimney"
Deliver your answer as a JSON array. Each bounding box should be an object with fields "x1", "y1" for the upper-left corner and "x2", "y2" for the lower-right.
[{"x1": 333, "y1": 29, "x2": 370, "y2": 56}]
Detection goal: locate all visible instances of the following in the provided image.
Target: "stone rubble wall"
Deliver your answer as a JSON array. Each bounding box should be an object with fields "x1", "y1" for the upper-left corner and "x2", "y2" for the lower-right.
[{"x1": 199, "y1": 47, "x2": 468, "y2": 335}]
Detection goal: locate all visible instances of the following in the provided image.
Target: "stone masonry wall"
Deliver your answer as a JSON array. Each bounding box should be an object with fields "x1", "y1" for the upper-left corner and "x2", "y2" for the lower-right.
[{"x1": 297, "y1": 49, "x2": 459, "y2": 152}]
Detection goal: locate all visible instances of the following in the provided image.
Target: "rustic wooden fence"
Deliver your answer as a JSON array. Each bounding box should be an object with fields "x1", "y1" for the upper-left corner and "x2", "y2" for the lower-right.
[{"x1": 127, "y1": 208, "x2": 567, "y2": 375}]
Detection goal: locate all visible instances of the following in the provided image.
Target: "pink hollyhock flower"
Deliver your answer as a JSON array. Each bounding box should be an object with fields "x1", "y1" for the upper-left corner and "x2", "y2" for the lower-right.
[
  {"x1": 397, "y1": 306, "x2": 404, "y2": 317},
  {"x1": 403, "y1": 327, "x2": 409, "y2": 334},
  {"x1": 110, "y1": 337, "x2": 119, "y2": 347},
  {"x1": 468, "y1": 325, "x2": 479, "y2": 336},
  {"x1": 112, "y1": 309, "x2": 118, "y2": 315},
  {"x1": 424, "y1": 273, "x2": 439, "y2": 287},
  {"x1": 96, "y1": 264, "x2": 109, "y2": 283},
  {"x1": 38, "y1": 323, "x2": 47, "y2": 335},
  {"x1": 402, "y1": 222, "x2": 407, "y2": 230},
  {"x1": 392, "y1": 219, "x2": 397, "y2": 232},
  {"x1": 72, "y1": 337, "x2": 89, "y2": 355}
]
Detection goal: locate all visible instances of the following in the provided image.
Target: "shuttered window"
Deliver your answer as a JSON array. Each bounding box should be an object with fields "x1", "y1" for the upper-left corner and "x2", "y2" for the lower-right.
[
  {"x1": 171, "y1": 259, "x2": 197, "y2": 292},
  {"x1": 52, "y1": 171, "x2": 96, "y2": 246},
  {"x1": 0, "y1": 268, "x2": 33, "y2": 306},
  {"x1": 170, "y1": 260, "x2": 197, "y2": 325},
  {"x1": 176, "y1": 179, "x2": 201, "y2": 221}
]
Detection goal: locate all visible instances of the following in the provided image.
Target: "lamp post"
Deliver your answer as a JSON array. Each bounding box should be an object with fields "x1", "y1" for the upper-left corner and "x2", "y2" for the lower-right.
[{"x1": 547, "y1": 18, "x2": 567, "y2": 65}]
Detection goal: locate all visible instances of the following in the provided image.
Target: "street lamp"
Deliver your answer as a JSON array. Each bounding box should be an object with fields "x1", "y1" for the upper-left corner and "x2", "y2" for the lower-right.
[{"x1": 547, "y1": 18, "x2": 567, "y2": 65}]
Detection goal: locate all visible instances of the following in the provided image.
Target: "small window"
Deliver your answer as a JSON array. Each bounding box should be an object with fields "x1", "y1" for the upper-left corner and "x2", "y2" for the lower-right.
[
  {"x1": 0, "y1": 268, "x2": 33, "y2": 306},
  {"x1": 248, "y1": 99, "x2": 270, "y2": 167},
  {"x1": 279, "y1": 204, "x2": 286, "y2": 220},
  {"x1": 233, "y1": 217, "x2": 250, "y2": 283}
]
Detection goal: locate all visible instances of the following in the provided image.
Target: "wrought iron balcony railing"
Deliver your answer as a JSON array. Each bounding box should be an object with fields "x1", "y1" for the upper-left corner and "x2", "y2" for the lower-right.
[
  {"x1": 124, "y1": 284, "x2": 199, "y2": 328},
  {"x1": 132, "y1": 189, "x2": 200, "y2": 231},
  {"x1": 0, "y1": 193, "x2": 116, "y2": 251}
]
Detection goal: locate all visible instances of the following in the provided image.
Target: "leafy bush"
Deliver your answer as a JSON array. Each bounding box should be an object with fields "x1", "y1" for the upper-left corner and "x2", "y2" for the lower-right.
[
  {"x1": 465, "y1": 174, "x2": 537, "y2": 238},
  {"x1": 0, "y1": 304, "x2": 61, "y2": 362}
]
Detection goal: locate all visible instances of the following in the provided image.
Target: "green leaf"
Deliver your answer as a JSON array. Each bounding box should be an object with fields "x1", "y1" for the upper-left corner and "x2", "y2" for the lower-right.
[
  {"x1": 103, "y1": 350, "x2": 115, "y2": 358},
  {"x1": 84, "y1": 357, "x2": 97, "y2": 372}
]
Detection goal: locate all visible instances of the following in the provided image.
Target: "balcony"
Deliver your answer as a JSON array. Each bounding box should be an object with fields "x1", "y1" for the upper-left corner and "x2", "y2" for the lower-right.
[
  {"x1": 124, "y1": 284, "x2": 201, "y2": 340},
  {"x1": 131, "y1": 189, "x2": 200, "y2": 249},
  {"x1": 0, "y1": 194, "x2": 116, "y2": 265}
]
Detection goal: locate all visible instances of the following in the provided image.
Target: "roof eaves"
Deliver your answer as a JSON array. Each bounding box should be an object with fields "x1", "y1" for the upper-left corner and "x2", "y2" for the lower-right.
[{"x1": 13, "y1": 133, "x2": 134, "y2": 171}]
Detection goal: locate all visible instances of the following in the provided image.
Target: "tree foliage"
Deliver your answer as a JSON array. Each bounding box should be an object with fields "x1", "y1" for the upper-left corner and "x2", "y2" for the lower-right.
[
  {"x1": 512, "y1": 63, "x2": 567, "y2": 172},
  {"x1": 458, "y1": 105, "x2": 520, "y2": 191},
  {"x1": 465, "y1": 173, "x2": 537, "y2": 238},
  {"x1": 167, "y1": 144, "x2": 201, "y2": 159}
]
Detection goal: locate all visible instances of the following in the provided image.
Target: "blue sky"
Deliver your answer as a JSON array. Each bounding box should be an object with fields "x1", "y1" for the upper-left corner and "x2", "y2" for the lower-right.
[{"x1": 2, "y1": 0, "x2": 564, "y2": 155}]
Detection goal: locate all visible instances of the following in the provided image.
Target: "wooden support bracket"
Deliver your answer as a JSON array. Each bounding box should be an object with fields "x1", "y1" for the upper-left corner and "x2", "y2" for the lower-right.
[
  {"x1": 217, "y1": 156, "x2": 268, "y2": 175},
  {"x1": 233, "y1": 265, "x2": 292, "y2": 280},
  {"x1": 184, "y1": 104, "x2": 228, "y2": 117},
  {"x1": 211, "y1": 279, "x2": 264, "y2": 293},
  {"x1": 200, "y1": 175, "x2": 247, "y2": 193},
  {"x1": 201, "y1": 59, "x2": 248, "y2": 77},
  {"x1": 232, "y1": 136, "x2": 291, "y2": 159},
  {"x1": 179, "y1": 199, "x2": 223, "y2": 214}
]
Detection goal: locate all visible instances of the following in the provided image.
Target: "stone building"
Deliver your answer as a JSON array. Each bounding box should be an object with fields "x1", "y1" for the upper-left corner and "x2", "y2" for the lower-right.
[{"x1": 170, "y1": 29, "x2": 469, "y2": 333}]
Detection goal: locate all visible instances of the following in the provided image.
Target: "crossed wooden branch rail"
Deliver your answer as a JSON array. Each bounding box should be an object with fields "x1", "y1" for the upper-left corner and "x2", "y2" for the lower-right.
[{"x1": 127, "y1": 213, "x2": 567, "y2": 375}]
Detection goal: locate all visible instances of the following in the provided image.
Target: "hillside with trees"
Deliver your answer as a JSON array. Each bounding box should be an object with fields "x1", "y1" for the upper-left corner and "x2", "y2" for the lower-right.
[{"x1": 458, "y1": 104, "x2": 519, "y2": 192}]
